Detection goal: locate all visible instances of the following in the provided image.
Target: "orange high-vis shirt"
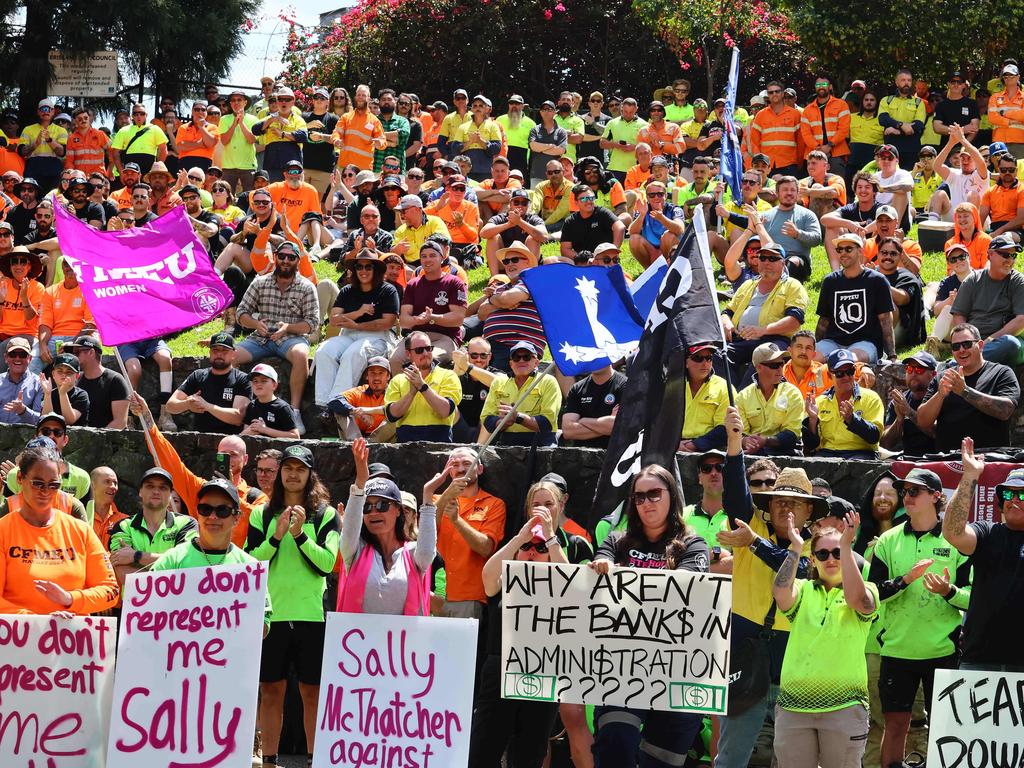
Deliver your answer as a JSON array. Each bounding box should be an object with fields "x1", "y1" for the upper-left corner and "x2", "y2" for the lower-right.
[
  {"x1": 64, "y1": 128, "x2": 110, "y2": 176},
  {"x1": 0, "y1": 507, "x2": 119, "y2": 615},
  {"x1": 93, "y1": 504, "x2": 128, "y2": 551},
  {"x1": 268, "y1": 180, "x2": 323, "y2": 232},
  {"x1": 176, "y1": 121, "x2": 220, "y2": 163},
  {"x1": 248, "y1": 219, "x2": 317, "y2": 283},
  {"x1": 436, "y1": 489, "x2": 506, "y2": 602},
  {"x1": 147, "y1": 424, "x2": 267, "y2": 548},
  {"x1": 425, "y1": 197, "x2": 480, "y2": 244},
  {"x1": 749, "y1": 106, "x2": 803, "y2": 170},
  {"x1": 333, "y1": 110, "x2": 386, "y2": 170},
  {"x1": 41, "y1": 282, "x2": 94, "y2": 338},
  {"x1": 0, "y1": 278, "x2": 45, "y2": 339},
  {"x1": 638, "y1": 122, "x2": 684, "y2": 157}
]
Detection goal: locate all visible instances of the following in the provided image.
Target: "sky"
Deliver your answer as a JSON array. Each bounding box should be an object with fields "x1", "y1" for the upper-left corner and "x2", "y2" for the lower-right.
[{"x1": 226, "y1": 1, "x2": 332, "y2": 90}]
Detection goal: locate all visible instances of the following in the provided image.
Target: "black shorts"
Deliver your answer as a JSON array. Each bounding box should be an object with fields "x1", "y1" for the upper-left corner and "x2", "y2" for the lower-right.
[
  {"x1": 260, "y1": 621, "x2": 327, "y2": 685},
  {"x1": 879, "y1": 653, "x2": 958, "y2": 713}
]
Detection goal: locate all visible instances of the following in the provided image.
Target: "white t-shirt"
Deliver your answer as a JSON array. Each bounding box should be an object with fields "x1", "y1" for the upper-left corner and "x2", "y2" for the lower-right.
[
  {"x1": 943, "y1": 167, "x2": 987, "y2": 208},
  {"x1": 875, "y1": 168, "x2": 913, "y2": 205}
]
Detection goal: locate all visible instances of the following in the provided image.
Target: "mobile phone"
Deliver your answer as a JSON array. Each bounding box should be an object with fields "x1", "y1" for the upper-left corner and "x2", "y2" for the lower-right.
[
  {"x1": 215, "y1": 452, "x2": 230, "y2": 479},
  {"x1": 619, "y1": 140, "x2": 628, "y2": 146}
]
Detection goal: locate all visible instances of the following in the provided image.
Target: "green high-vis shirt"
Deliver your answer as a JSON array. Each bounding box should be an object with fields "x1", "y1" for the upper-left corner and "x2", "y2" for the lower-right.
[{"x1": 110, "y1": 510, "x2": 197, "y2": 555}]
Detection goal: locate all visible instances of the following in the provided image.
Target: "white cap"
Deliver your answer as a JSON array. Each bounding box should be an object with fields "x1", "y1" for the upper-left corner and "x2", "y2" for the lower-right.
[
  {"x1": 250, "y1": 363, "x2": 278, "y2": 383},
  {"x1": 874, "y1": 205, "x2": 898, "y2": 220},
  {"x1": 38, "y1": 98, "x2": 55, "y2": 109}
]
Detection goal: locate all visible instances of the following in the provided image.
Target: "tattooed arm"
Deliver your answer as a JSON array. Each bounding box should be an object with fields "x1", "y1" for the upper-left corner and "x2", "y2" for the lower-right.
[
  {"x1": 879, "y1": 312, "x2": 896, "y2": 359},
  {"x1": 961, "y1": 387, "x2": 1017, "y2": 420},
  {"x1": 773, "y1": 521, "x2": 804, "y2": 612},
  {"x1": 943, "y1": 437, "x2": 982, "y2": 556}
]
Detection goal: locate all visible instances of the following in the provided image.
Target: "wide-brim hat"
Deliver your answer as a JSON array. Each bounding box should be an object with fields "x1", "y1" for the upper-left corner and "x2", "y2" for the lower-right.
[
  {"x1": 344, "y1": 248, "x2": 387, "y2": 272},
  {"x1": 0, "y1": 246, "x2": 42, "y2": 280},
  {"x1": 144, "y1": 161, "x2": 173, "y2": 183},
  {"x1": 752, "y1": 467, "x2": 830, "y2": 519},
  {"x1": 496, "y1": 240, "x2": 537, "y2": 267}
]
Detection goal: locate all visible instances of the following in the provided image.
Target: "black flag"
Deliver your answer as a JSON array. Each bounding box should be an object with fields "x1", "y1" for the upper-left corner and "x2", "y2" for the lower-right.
[{"x1": 589, "y1": 216, "x2": 725, "y2": 530}]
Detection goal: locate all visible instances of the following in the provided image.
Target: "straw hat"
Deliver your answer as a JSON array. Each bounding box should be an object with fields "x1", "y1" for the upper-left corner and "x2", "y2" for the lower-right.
[
  {"x1": 495, "y1": 240, "x2": 537, "y2": 268},
  {"x1": 751, "y1": 467, "x2": 830, "y2": 519},
  {"x1": 144, "y1": 161, "x2": 173, "y2": 183}
]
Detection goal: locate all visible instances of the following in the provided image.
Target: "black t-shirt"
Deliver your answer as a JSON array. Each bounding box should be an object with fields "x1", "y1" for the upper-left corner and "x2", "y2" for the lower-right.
[
  {"x1": 244, "y1": 396, "x2": 296, "y2": 431},
  {"x1": 347, "y1": 193, "x2": 375, "y2": 231},
  {"x1": 927, "y1": 361, "x2": 1020, "y2": 451},
  {"x1": 457, "y1": 366, "x2": 499, "y2": 427},
  {"x1": 934, "y1": 97, "x2": 980, "y2": 150},
  {"x1": 22, "y1": 226, "x2": 55, "y2": 246},
  {"x1": 8, "y1": 204, "x2": 37, "y2": 244},
  {"x1": 78, "y1": 368, "x2": 130, "y2": 429},
  {"x1": 596, "y1": 531, "x2": 710, "y2": 571},
  {"x1": 238, "y1": 211, "x2": 283, "y2": 250},
  {"x1": 407, "y1": 119, "x2": 423, "y2": 150},
  {"x1": 961, "y1": 521, "x2": 1024, "y2": 665},
  {"x1": 882, "y1": 267, "x2": 926, "y2": 344},
  {"x1": 74, "y1": 201, "x2": 106, "y2": 225},
  {"x1": 936, "y1": 272, "x2": 963, "y2": 302},
  {"x1": 817, "y1": 268, "x2": 895, "y2": 351},
  {"x1": 134, "y1": 210, "x2": 158, "y2": 226},
  {"x1": 561, "y1": 370, "x2": 627, "y2": 449},
  {"x1": 97, "y1": 199, "x2": 119, "y2": 224},
  {"x1": 883, "y1": 389, "x2": 934, "y2": 457},
  {"x1": 332, "y1": 282, "x2": 401, "y2": 323},
  {"x1": 300, "y1": 111, "x2": 339, "y2": 172},
  {"x1": 178, "y1": 367, "x2": 252, "y2": 434},
  {"x1": 836, "y1": 201, "x2": 880, "y2": 225},
  {"x1": 44, "y1": 387, "x2": 90, "y2": 426},
  {"x1": 487, "y1": 211, "x2": 546, "y2": 247},
  {"x1": 561, "y1": 207, "x2": 619, "y2": 253}
]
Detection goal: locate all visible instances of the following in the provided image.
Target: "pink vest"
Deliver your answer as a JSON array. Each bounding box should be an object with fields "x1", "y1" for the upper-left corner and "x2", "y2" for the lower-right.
[{"x1": 337, "y1": 543, "x2": 430, "y2": 616}]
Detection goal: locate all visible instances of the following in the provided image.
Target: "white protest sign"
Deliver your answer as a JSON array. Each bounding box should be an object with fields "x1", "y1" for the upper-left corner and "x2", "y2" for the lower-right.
[
  {"x1": 928, "y1": 669, "x2": 1024, "y2": 768},
  {"x1": 107, "y1": 563, "x2": 268, "y2": 768},
  {"x1": 501, "y1": 561, "x2": 731, "y2": 714},
  {"x1": 0, "y1": 614, "x2": 116, "y2": 767},
  {"x1": 314, "y1": 613, "x2": 477, "y2": 768},
  {"x1": 48, "y1": 51, "x2": 119, "y2": 98}
]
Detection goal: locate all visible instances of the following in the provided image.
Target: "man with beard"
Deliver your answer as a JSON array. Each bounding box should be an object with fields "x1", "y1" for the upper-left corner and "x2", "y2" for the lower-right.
[
  {"x1": 0, "y1": 337, "x2": 44, "y2": 424},
  {"x1": 749, "y1": 82, "x2": 802, "y2": 177},
  {"x1": 128, "y1": 184, "x2": 158, "y2": 226},
  {"x1": 235, "y1": 241, "x2": 319, "y2": 434},
  {"x1": 554, "y1": 90, "x2": 586, "y2": 164},
  {"x1": 34, "y1": 267, "x2": 95, "y2": 375},
  {"x1": 600, "y1": 97, "x2": 647, "y2": 183},
  {"x1": 480, "y1": 189, "x2": 546, "y2": 272},
  {"x1": 373, "y1": 89, "x2": 411, "y2": 174},
  {"x1": 267, "y1": 160, "x2": 322, "y2": 236},
  {"x1": 880, "y1": 351, "x2": 937, "y2": 456},
  {"x1": 143, "y1": 161, "x2": 182, "y2": 215},
  {"x1": 111, "y1": 103, "x2": 168, "y2": 177},
  {"x1": 879, "y1": 69, "x2": 927, "y2": 171},
  {"x1": 332, "y1": 84, "x2": 386, "y2": 172},
  {"x1": 216, "y1": 187, "x2": 284, "y2": 278},
  {"x1": 384, "y1": 330, "x2": 462, "y2": 442},
  {"x1": 179, "y1": 184, "x2": 220, "y2": 250},
  {"x1": 65, "y1": 176, "x2": 104, "y2": 228},
  {"x1": 328, "y1": 356, "x2": 392, "y2": 439},
  {"x1": 109, "y1": 162, "x2": 142, "y2": 209},
  {"x1": 800, "y1": 76, "x2": 851, "y2": 178},
  {"x1": 395, "y1": 94, "x2": 423, "y2": 167},
  {"x1": 450, "y1": 95, "x2": 502, "y2": 182},
  {"x1": 496, "y1": 95, "x2": 535, "y2": 180},
  {"x1": 65, "y1": 108, "x2": 109, "y2": 179},
  {"x1": 874, "y1": 236, "x2": 927, "y2": 348},
  {"x1": 167, "y1": 332, "x2": 251, "y2": 434},
  {"x1": 252, "y1": 86, "x2": 307, "y2": 182},
  {"x1": 759, "y1": 176, "x2": 822, "y2": 280},
  {"x1": 8, "y1": 177, "x2": 40, "y2": 243}
]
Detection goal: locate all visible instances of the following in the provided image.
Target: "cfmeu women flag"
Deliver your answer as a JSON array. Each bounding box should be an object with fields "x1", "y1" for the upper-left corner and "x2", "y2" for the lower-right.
[{"x1": 55, "y1": 205, "x2": 231, "y2": 345}]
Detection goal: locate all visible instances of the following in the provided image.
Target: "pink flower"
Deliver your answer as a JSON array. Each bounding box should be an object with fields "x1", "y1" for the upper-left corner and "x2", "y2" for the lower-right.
[
  {"x1": 554, "y1": 2, "x2": 566, "y2": 10},
  {"x1": 543, "y1": 8, "x2": 552, "y2": 19}
]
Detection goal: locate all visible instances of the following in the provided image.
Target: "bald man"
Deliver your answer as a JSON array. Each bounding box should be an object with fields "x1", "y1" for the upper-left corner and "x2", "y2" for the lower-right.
[{"x1": 88, "y1": 466, "x2": 128, "y2": 549}]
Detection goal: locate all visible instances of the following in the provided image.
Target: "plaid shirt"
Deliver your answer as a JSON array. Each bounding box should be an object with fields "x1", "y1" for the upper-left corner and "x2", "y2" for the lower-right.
[
  {"x1": 237, "y1": 273, "x2": 320, "y2": 339},
  {"x1": 373, "y1": 114, "x2": 411, "y2": 173}
]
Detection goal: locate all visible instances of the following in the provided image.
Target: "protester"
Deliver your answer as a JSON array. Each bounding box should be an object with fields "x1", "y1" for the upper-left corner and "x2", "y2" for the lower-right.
[
  {"x1": 479, "y1": 341, "x2": 561, "y2": 446},
  {"x1": 64, "y1": 336, "x2": 129, "y2": 430},
  {"x1": 683, "y1": 449, "x2": 732, "y2": 573},
  {"x1": 4, "y1": 414, "x2": 92, "y2": 503},
  {"x1": 240, "y1": 362, "x2": 300, "y2": 439},
  {"x1": 40, "y1": 352, "x2": 89, "y2": 426},
  {"x1": 88, "y1": 465, "x2": 126, "y2": 549},
  {"x1": 735, "y1": 342, "x2": 805, "y2": 456},
  {"x1": 880, "y1": 352, "x2": 938, "y2": 456},
  {"x1": 0, "y1": 337, "x2": 43, "y2": 424},
  {"x1": 679, "y1": 343, "x2": 731, "y2": 452},
  {"x1": 383, "y1": 331, "x2": 462, "y2": 442},
  {"x1": 805, "y1": 349, "x2": 885, "y2": 459},
  {"x1": 326, "y1": 357, "x2": 391, "y2": 439},
  {"x1": 393, "y1": 238, "x2": 467, "y2": 365},
  {"x1": 252, "y1": 449, "x2": 282, "y2": 498},
  {"x1": 560, "y1": 364, "x2": 625, "y2": 448},
  {"x1": 166, "y1": 332, "x2": 250, "y2": 434}
]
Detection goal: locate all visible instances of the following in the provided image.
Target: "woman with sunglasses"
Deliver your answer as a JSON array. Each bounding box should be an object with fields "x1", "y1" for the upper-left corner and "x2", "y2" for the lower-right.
[
  {"x1": 469, "y1": 502, "x2": 568, "y2": 768},
  {"x1": 0, "y1": 439, "x2": 117, "y2": 615},
  {"x1": 588, "y1": 464, "x2": 709, "y2": 767},
  {"x1": 928, "y1": 242, "x2": 975, "y2": 347},
  {"x1": 207, "y1": 179, "x2": 246, "y2": 225},
  {"x1": 246, "y1": 444, "x2": 340, "y2": 768},
  {"x1": 338, "y1": 438, "x2": 463, "y2": 614},
  {"x1": 772, "y1": 509, "x2": 877, "y2": 768}
]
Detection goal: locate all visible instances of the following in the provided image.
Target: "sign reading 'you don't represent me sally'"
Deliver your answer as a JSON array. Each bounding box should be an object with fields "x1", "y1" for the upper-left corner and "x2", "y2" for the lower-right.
[{"x1": 501, "y1": 561, "x2": 731, "y2": 714}]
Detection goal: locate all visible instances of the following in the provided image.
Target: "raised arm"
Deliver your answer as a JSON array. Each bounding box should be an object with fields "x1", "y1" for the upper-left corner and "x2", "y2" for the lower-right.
[
  {"x1": 942, "y1": 437, "x2": 982, "y2": 555},
  {"x1": 839, "y1": 510, "x2": 876, "y2": 615}
]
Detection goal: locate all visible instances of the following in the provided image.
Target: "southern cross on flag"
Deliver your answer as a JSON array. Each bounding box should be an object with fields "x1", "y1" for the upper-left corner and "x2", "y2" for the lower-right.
[{"x1": 520, "y1": 263, "x2": 646, "y2": 376}]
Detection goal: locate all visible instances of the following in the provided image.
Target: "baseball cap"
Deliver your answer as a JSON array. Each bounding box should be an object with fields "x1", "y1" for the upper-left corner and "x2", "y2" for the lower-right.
[
  {"x1": 395, "y1": 194, "x2": 423, "y2": 210},
  {"x1": 364, "y1": 477, "x2": 402, "y2": 504},
  {"x1": 6, "y1": 337, "x2": 31, "y2": 355},
  {"x1": 53, "y1": 353, "x2": 80, "y2": 372},
  {"x1": 250, "y1": 363, "x2": 278, "y2": 383},
  {"x1": 758, "y1": 241, "x2": 786, "y2": 258},
  {"x1": 651, "y1": 156, "x2": 671, "y2": 168},
  {"x1": 275, "y1": 86, "x2": 295, "y2": 98},
  {"x1": 430, "y1": 101, "x2": 448, "y2": 112},
  {"x1": 509, "y1": 340, "x2": 539, "y2": 356},
  {"x1": 312, "y1": 87, "x2": 330, "y2": 99},
  {"x1": 284, "y1": 159, "x2": 303, "y2": 171},
  {"x1": 453, "y1": 88, "x2": 468, "y2": 98},
  {"x1": 38, "y1": 98, "x2": 55, "y2": 109},
  {"x1": 510, "y1": 188, "x2": 530, "y2": 201},
  {"x1": 692, "y1": 98, "x2": 709, "y2": 110},
  {"x1": 140, "y1": 467, "x2": 174, "y2": 487},
  {"x1": 472, "y1": 94, "x2": 492, "y2": 108},
  {"x1": 894, "y1": 468, "x2": 942, "y2": 494},
  {"x1": 67, "y1": 335, "x2": 101, "y2": 353},
  {"x1": 365, "y1": 356, "x2": 390, "y2": 371},
  {"x1": 0, "y1": 221, "x2": 12, "y2": 234},
  {"x1": 833, "y1": 232, "x2": 864, "y2": 248},
  {"x1": 751, "y1": 342, "x2": 789, "y2": 366},
  {"x1": 827, "y1": 348, "x2": 857, "y2": 371},
  {"x1": 998, "y1": 468, "x2": 1024, "y2": 492},
  {"x1": 179, "y1": 184, "x2": 201, "y2": 197},
  {"x1": 508, "y1": 94, "x2": 525, "y2": 104},
  {"x1": 851, "y1": 80, "x2": 867, "y2": 89},
  {"x1": 198, "y1": 478, "x2": 240, "y2": 507},
  {"x1": 281, "y1": 445, "x2": 314, "y2": 468},
  {"x1": 688, "y1": 342, "x2": 718, "y2": 355},
  {"x1": 539, "y1": 472, "x2": 568, "y2": 494},
  {"x1": 988, "y1": 141, "x2": 1010, "y2": 156},
  {"x1": 751, "y1": 153, "x2": 771, "y2": 166},
  {"x1": 874, "y1": 205, "x2": 898, "y2": 220},
  {"x1": 989, "y1": 233, "x2": 1021, "y2": 252},
  {"x1": 902, "y1": 352, "x2": 938, "y2": 370},
  {"x1": 36, "y1": 412, "x2": 66, "y2": 428},
  {"x1": 400, "y1": 491, "x2": 418, "y2": 511},
  {"x1": 875, "y1": 144, "x2": 899, "y2": 159},
  {"x1": 945, "y1": 242, "x2": 970, "y2": 257},
  {"x1": 275, "y1": 240, "x2": 300, "y2": 256},
  {"x1": 749, "y1": 94, "x2": 766, "y2": 106},
  {"x1": 123, "y1": 162, "x2": 142, "y2": 173},
  {"x1": 593, "y1": 242, "x2": 620, "y2": 257},
  {"x1": 209, "y1": 331, "x2": 235, "y2": 349},
  {"x1": 919, "y1": 145, "x2": 938, "y2": 157},
  {"x1": 696, "y1": 449, "x2": 726, "y2": 465}
]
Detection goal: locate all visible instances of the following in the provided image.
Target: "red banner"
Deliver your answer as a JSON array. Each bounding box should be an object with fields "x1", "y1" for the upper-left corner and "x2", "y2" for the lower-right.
[{"x1": 891, "y1": 459, "x2": 1019, "y2": 524}]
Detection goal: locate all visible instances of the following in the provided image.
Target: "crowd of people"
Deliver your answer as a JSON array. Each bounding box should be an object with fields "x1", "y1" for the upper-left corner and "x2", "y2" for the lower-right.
[{"x1": 0, "y1": 64, "x2": 1022, "y2": 767}]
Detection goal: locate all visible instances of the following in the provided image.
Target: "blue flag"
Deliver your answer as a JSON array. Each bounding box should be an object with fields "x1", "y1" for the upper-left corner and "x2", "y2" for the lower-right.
[
  {"x1": 721, "y1": 46, "x2": 745, "y2": 203},
  {"x1": 629, "y1": 256, "x2": 668, "y2": 321},
  {"x1": 520, "y1": 264, "x2": 645, "y2": 376}
]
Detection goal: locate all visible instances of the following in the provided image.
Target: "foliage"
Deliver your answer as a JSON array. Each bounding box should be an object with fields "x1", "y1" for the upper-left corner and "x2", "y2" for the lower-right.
[{"x1": 782, "y1": 0, "x2": 1024, "y2": 88}]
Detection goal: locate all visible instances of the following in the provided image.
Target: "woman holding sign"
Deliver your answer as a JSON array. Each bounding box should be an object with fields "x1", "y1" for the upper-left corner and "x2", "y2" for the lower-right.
[
  {"x1": 0, "y1": 439, "x2": 118, "y2": 615},
  {"x1": 470, "y1": 501, "x2": 569, "y2": 767},
  {"x1": 771, "y1": 511, "x2": 878, "y2": 768},
  {"x1": 588, "y1": 464, "x2": 709, "y2": 768}
]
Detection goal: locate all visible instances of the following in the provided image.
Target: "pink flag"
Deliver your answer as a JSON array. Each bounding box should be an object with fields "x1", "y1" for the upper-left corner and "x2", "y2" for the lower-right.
[{"x1": 55, "y1": 205, "x2": 232, "y2": 346}]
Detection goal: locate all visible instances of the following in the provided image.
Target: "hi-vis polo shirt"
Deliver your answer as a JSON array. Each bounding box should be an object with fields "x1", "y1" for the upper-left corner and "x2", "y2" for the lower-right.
[
  {"x1": 109, "y1": 510, "x2": 197, "y2": 556},
  {"x1": 814, "y1": 385, "x2": 884, "y2": 453},
  {"x1": 682, "y1": 374, "x2": 732, "y2": 445}
]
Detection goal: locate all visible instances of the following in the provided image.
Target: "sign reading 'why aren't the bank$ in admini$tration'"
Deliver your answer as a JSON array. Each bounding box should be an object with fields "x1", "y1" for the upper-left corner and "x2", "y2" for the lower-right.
[{"x1": 501, "y1": 561, "x2": 731, "y2": 714}]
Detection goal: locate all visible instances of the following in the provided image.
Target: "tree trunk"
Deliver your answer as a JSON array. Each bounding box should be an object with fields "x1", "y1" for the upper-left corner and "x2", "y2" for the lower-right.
[{"x1": 17, "y1": 0, "x2": 59, "y2": 123}]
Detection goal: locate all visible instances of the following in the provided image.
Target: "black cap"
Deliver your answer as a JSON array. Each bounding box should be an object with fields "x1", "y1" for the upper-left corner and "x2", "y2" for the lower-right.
[
  {"x1": 284, "y1": 159, "x2": 303, "y2": 170},
  {"x1": 209, "y1": 332, "x2": 235, "y2": 349},
  {"x1": 198, "y1": 477, "x2": 240, "y2": 507},
  {"x1": 179, "y1": 184, "x2": 201, "y2": 197},
  {"x1": 140, "y1": 467, "x2": 174, "y2": 488},
  {"x1": 281, "y1": 445, "x2": 314, "y2": 468},
  {"x1": 894, "y1": 468, "x2": 943, "y2": 494},
  {"x1": 67, "y1": 335, "x2": 102, "y2": 353},
  {"x1": 123, "y1": 163, "x2": 142, "y2": 173},
  {"x1": 254, "y1": 170, "x2": 270, "y2": 181},
  {"x1": 53, "y1": 353, "x2": 80, "y2": 372},
  {"x1": 368, "y1": 462, "x2": 394, "y2": 480},
  {"x1": 818, "y1": 495, "x2": 857, "y2": 523},
  {"x1": 36, "y1": 413, "x2": 66, "y2": 428}
]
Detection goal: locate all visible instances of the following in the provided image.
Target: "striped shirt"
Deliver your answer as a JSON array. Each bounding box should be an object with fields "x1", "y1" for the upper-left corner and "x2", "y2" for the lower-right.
[
  {"x1": 482, "y1": 280, "x2": 546, "y2": 351},
  {"x1": 333, "y1": 110, "x2": 385, "y2": 170}
]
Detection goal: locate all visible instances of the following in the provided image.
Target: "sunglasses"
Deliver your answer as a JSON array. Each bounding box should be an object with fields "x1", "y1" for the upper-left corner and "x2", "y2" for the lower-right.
[
  {"x1": 950, "y1": 339, "x2": 979, "y2": 351},
  {"x1": 741, "y1": 178, "x2": 760, "y2": 186},
  {"x1": 252, "y1": 199, "x2": 272, "y2": 205},
  {"x1": 758, "y1": 254, "x2": 782, "y2": 263},
  {"x1": 650, "y1": 108, "x2": 665, "y2": 114},
  {"x1": 745, "y1": 246, "x2": 760, "y2": 255},
  {"x1": 1000, "y1": 489, "x2": 1024, "y2": 501},
  {"x1": 766, "y1": 89, "x2": 782, "y2": 95},
  {"x1": 38, "y1": 427, "x2": 65, "y2": 438},
  {"x1": 546, "y1": 170, "x2": 562, "y2": 175},
  {"x1": 813, "y1": 548, "x2": 842, "y2": 562},
  {"x1": 468, "y1": 352, "x2": 490, "y2": 359},
  {"x1": 343, "y1": 172, "x2": 357, "y2": 178},
  {"x1": 277, "y1": 252, "x2": 300, "y2": 261},
  {"x1": 946, "y1": 254, "x2": 967, "y2": 264},
  {"x1": 590, "y1": 98, "x2": 603, "y2": 103},
  {"x1": 6, "y1": 350, "x2": 28, "y2": 359},
  {"x1": 407, "y1": 173, "x2": 424, "y2": 179},
  {"x1": 502, "y1": 256, "x2": 525, "y2": 266},
  {"x1": 632, "y1": 487, "x2": 666, "y2": 505},
  {"x1": 597, "y1": 256, "x2": 620, "y2": 265},
  {"x1": 9, "y1": 257, "x2": 30, "y2": 265},
  {"x1": 364, "y1": 500, "x2": 395, "y2": 513},
  {"x1": 410, "y1": 345, "x2": 433, "y2": 354},
  {"x1": 991, "y1": 250, "x2": 1018, "y2": 260},
  {"x1": 519, "y1": 540, "x2": 550, "y2": 554},
  {"x1": 647, "y1": 191, "x2": 665, "y2": 198},
  {"x1": 578, "y1": 195, "x2": 596, "y2": 203},
  {"x1": 699, "y1": 463, "x2": 723, "y2": 474},
  {"x1": 197, "y1": 503, "x2": 237, "y2": 519},
  {"x1": 748, "y1": 478, "x2": 774, "y2": 488},
  {"x1": 30, "y1": 479, "x2": 62, "y2": 491},
  {"x1": 510, "y1": 352, "x2": 536, "y2": 362},
  {"x1": 903, "y1": 486, "x2": 933, "y2": 498},
  {"x1": 690, "y1": 354, "x2": 714, "y2": 363},
  {"x1": 905, "y1": 364, "x2": 931, "y2": 375},
  {"x1": 760, "y1": 362, "x2": 784, "y2": 370},
  {"x1": 383, "y1": 164, "x2": 400, "y2": 171},
  {"x1": 286, "y1": 169, "x2": 303, "y2": 175}
]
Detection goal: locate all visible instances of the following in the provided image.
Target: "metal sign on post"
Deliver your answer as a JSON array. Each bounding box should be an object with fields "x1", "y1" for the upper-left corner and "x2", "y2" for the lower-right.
[{"x1": 48, "y1": 50, "x2": 119, "y2": 98}]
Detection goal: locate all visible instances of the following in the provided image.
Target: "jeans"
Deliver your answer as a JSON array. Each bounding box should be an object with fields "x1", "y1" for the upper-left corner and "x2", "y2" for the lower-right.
[
  {"x1": 981, "y1": 334, "x2": 1024, "y2": 365},
  {"x1": 715, "y1": 684, "x2": 779, "y2": 768},
  {"x1": 236, "y1": 334, "x2": 308, "y2": 361},
  {"x1": 815, "y1": 338, "x2": 880, "y2": 364},
  {"x1": 313, "y1": 330, "x2": 393, "y2": 405},
  {"x1": 29, "y1": 335, "x2": 77, "y2": 374},
  {"x1": 594, "y1": 705, "x2": 703, "y2": 767}
]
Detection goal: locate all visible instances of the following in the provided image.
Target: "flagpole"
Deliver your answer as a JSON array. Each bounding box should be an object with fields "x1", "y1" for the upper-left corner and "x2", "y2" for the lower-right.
[
  {"x1": 465, "y1": 359, "x2": 558, "y2": 476},
  {"x1": 113, "y1": 346, "x2": 162, "y2": 468},
  {"x1": 691, "y1": 210, "x2": 736, "y2": 406}
]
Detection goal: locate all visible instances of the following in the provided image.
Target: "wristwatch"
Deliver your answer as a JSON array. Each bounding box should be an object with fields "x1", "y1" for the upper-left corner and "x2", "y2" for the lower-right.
[
  {"x1": 418, "y1": 382, "x2": 429, "y2": 393},
  {"x1": 132, "y1": 550, "x2": 143, "y2": 565}
]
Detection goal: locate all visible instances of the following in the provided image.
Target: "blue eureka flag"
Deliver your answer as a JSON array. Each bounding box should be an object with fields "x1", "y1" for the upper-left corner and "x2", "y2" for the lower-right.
[
  {"x1": 721, "y1": 46, "x2": 745, "y2": 203},
  {"x1": 521, "y1": 264, "x2": 646, "y2": 376},
  {"x1": 629, "y1": 256, "x2": 668, "y2": 321}
]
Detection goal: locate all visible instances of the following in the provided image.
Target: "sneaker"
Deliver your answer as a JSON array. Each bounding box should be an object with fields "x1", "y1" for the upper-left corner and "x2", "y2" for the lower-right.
[
  {"x1": 293, "y1": 407, "x2": 306, "y2": 437},
  {"x1": 158, "y1": 407, "x2": 177, "y2": 433},
  {"x1": 252, "y1": 729, "x2": 262, "y2": 765}
]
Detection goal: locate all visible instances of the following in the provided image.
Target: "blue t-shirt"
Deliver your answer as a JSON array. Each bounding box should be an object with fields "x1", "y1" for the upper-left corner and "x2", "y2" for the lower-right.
[{"x1": 641, "y1": 204, "x2": 683, "y2": 247}]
